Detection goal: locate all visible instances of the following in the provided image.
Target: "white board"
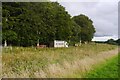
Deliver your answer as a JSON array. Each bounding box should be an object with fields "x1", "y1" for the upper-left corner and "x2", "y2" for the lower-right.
[{"x1": 54, "y1": 40, "x2": 68, "y2": 48}]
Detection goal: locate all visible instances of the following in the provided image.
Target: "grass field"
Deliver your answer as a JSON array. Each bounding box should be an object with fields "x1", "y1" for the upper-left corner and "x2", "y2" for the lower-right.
[
  {"x1": 2, "y1": 43, "x2": 118, "y2": 78},
  {"x1": 85, "y1": 54, "x2": 119, "y2": 78}
]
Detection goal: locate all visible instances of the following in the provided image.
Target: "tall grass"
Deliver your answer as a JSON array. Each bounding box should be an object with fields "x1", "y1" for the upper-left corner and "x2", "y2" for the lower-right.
[{"x1": 2, "y1": 43, "x2": 117, "y2": 78}]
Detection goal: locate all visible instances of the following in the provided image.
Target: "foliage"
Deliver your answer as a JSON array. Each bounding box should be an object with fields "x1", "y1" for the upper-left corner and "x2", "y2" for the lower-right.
[
  {"x1": 2, "y1": 2, "x2": 75, "y2": 46},
  {"x1": 69, "y1": 21, "x2": 81, "y2": 45},
  {"x1": 72, "y1": 14, "x2": 96, "y2": 43},
  {"x1": 0, "y1": 6, "x2": 2, "y2": 45},
  {"x1": 105, "y1": 39, "x2": 117, "y2": 45},
  {"x1": 2, "y1": 2, "x2": 96, "y2": 47},
  {"x1": 116, "y1": 38, "x2": 120, "y2": 45}
]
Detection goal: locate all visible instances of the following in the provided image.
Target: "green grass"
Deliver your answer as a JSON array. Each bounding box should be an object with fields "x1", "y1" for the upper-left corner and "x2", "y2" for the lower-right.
[
  {"x1": 85, "y1": 55, "x2": 119, "y2": 78},
  {"x1": 2, "y1": 43, "x2": 117, "y2": 78}
]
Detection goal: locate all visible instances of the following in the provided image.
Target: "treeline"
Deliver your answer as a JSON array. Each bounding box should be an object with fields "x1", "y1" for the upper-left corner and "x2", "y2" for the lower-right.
[
  {"x1": 105, "y1": 39, "x2": 120, "y2": 45},
  {"x1": 95, "y1": 39, "x2": 120, "y2": 45},
  {"x1": 2, "y1": 2, "x2": 95, "y2": 47},
  {"x1": 0, "y1": 6, "x2": 1, "y2": 45}
]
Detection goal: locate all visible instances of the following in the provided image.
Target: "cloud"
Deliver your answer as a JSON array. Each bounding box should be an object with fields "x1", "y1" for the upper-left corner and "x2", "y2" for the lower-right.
[
  {"x1": 51, "y1": 0, "x2": 119, "y2": 2},
  {"x1": 59, "y1": 1, "x2": 118, "y2": 41},
  {"x1": 118, "y1": 2, "x2": 120, "y2": 38},
  {"x1": 92, "y1": 36, "x2": 118, "y2": 41}
]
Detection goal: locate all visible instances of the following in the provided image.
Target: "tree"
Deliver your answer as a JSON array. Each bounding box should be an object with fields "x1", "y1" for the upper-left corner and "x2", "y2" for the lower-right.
[
  {"x1": 69, "y1": 20, "x2": 81, "y2": 45},
  {"x1": 116, "y1": 39, "x2": 120, "y2": 45},
  {"x1": 72, "y1": 14, "x2": 96, "y2": 43},
  {"x1": 0, "y1": 6, "x2": 2, "y2": 45},
  {"x1": 2, "y1": 2, "x2": 74, "y2": 47},
  {"x1": 105, "y1": 39, "x2": 117, "y2": 45}
]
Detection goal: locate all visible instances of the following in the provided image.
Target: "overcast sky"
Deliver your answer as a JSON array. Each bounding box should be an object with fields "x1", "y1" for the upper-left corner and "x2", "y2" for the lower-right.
[{"x1": 54, "y1": 0, "x2": 119, "y2": 41}]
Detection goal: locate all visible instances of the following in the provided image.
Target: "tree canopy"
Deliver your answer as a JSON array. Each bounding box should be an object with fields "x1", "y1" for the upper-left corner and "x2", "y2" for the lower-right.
[
  {"x1": 72, "y1": 14, "x2": 96, "y2": 43},
  {"x1": 2, "y1": 2, "x2": 96, "y2": 47}
]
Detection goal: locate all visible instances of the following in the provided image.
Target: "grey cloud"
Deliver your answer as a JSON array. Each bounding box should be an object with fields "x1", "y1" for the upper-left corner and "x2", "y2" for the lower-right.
[
  {"x1": 118, "y1": 2, "x2": 120, "y2": 38},
  {"x1": 59, "y1": 2, "x2": 118, "y2": 39}
]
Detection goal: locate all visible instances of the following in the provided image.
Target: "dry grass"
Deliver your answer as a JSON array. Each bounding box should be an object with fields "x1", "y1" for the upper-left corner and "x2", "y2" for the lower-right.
[
  {"x1": 64, "y1": 48, "x2": 118, "y2": 78},
  {"x1": 2, "y1": 43, "x2": 118, "y2": 78}
]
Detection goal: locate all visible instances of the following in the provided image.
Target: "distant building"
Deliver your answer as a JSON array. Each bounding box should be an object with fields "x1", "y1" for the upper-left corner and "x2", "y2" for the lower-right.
[{"x1": 54, "y1": 40, "x2": 68, "y2": 48}]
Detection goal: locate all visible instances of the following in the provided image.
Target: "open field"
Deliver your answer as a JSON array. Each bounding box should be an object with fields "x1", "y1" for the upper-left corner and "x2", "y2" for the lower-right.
[{"x1": 2, "y1": 43, "x2": 118, "y2": 78}]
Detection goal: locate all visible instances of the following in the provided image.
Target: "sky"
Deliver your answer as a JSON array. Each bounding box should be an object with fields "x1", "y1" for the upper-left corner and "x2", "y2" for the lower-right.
[
  {"x1": 2, "y1": 0, "x2": 119, "y2": 41},
  {"x1": 51, "y1": 0, "x2": 119, "y2": 41}
]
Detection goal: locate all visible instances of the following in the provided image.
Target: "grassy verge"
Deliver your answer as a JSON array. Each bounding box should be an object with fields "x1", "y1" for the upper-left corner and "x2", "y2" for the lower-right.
[
  {"x1": 2, "y1": 43, "x2": 117, "y2": 78},
  {"x1": 84, "y1": 55, "x2": 119, "y2": 78},
  {"x1": 63, "y1": 51, "x2": 118, "y2": 78}
]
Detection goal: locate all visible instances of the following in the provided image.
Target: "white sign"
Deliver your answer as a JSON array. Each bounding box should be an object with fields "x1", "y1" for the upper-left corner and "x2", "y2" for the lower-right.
[{"x1": 54, "y1": 40, "x2": 68, "y2": 48}]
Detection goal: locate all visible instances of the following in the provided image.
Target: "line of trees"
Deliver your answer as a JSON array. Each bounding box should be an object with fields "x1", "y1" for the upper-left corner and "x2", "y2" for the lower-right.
[
  {"x1": 105, "y1": 39, "x2": 120, "y2": 45},
  {"x1": 2, "y1": 2, "x2": 96, "y2": 47},
  {"x1": 0, "y1": 6, "x2": 1, "y2": 45},
  {"x1": 95, "y1": 38, "x2": 120, "y2": 45}
]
